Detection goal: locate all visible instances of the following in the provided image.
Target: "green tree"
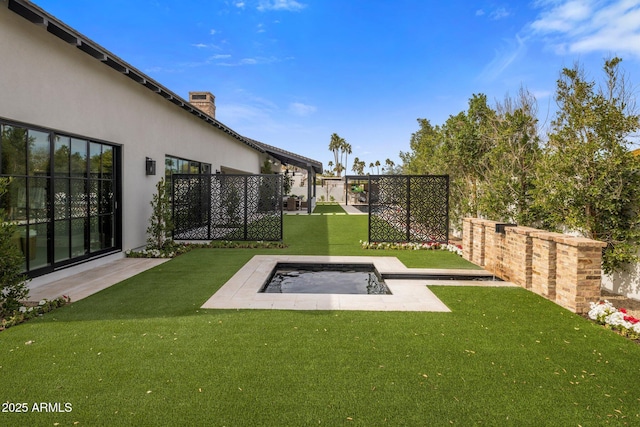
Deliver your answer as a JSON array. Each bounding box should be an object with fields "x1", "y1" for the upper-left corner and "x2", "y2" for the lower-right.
[
  {"x1": 400, "y1": 119, "x2": 445, "y2": 175},
  {"x1": 480, "y1": 87, "x2": 541, "y2": 224},
  {"x1": 439, "y1": 94, "x2": 496, "y2": 226},
  {"x1": 534, "y1": 57, "x2": 640, "y2": 273},
  {"x1": 0, "y1": 178, "x2": 29, "y2": 318}
]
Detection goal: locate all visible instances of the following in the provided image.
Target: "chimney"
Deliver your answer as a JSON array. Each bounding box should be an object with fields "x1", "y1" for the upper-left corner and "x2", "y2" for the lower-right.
[{"x1": 189, "y1": 91, "x2": 216, "y2": 118}]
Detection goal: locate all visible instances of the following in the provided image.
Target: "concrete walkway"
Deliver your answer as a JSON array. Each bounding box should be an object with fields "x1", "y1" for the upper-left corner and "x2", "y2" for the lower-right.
[{"x1": 27, "y1": 256, "x2": 169, "y2": 303}]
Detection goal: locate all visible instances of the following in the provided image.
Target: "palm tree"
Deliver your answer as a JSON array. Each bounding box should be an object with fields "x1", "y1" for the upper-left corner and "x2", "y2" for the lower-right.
[
  {"x1": 385, "y1": 158, "x2": 395, "y2": 174},
  {"x1": 352, "y1": 157, "x2": 365, "y2": 175},
  {"x1": 341, "y1": 142, "x2": 352, "y2": 178},
  {"x1": 328, "y1": 133, "x2": 344, "y2": 176},
  {"x1": 375, "y1": 160, "x2": 381, "y2": 174},
  {"x1": 369, "y1": 162, "x2": 375, "y2": 174},
  {"x1": 327, "y1": 160, "x2": 334, "y2": 176}
]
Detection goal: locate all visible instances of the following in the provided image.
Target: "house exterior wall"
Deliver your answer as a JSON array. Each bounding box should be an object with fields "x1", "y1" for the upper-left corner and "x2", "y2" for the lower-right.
[{"x1": 0, "y1": 4, "x2": 261, "y2": 260}]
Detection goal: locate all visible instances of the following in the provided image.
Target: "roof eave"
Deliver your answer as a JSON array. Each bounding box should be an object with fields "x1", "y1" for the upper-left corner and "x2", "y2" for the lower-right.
[{"x1": 6, "y1": 0, "x2": 264, "y2": 154}]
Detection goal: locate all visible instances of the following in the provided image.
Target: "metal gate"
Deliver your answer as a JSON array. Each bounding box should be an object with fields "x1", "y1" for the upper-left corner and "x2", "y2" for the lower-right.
[
  {"x1": 368, "y1": 175, "x2": 449, "y2": 243},
  {"x1": 172, "y1": 174, "x2": 283, "y2": 241}
]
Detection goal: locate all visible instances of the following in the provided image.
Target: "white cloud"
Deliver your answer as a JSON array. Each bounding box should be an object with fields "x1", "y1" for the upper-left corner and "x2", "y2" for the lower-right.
[
  {"x1": 490, "y1": 7, "x2": 511, "y2": 20},
  {"x1": 529, "y1": 0, "x2": 640, "y2": 58},
  {"x1": 288, "y1": 102, "x2": 317, "y2": 116},
  {"x1": 476, "y1": 7, "x2": 510, "y2": 20},
  {"x1": 217, "y1": 56, "x2": 282, "y2": 66},
  {"x1": 210, "y1": 54, "x2": 232, "y2": 59},
  {"x1": 257, "y1": 0, "x2": 306, "y2": 12},
  {"x1": 210, "y1": 29, "x2": 217, "y2": 35},
  {"x1": 234, "y1": 1, "x2": 245, "y2": 8},
  {"x1": 192, "y1": 43, "x2": 208, "y2": 49},
  {"x1": 478, "y1": 34, "x2": 528, "y2": 81}
]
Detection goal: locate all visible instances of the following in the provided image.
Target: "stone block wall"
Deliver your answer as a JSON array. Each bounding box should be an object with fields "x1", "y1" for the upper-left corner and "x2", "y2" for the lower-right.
[
  {"x1": 462, "y1": 218, "x2": 606, "y2": 314},
  {"x1": 530, "y1": 231, "x2": 561, "y2": 300},
  {"x1": 505, "y1": 227, "x2": 538, "y2": 289}
]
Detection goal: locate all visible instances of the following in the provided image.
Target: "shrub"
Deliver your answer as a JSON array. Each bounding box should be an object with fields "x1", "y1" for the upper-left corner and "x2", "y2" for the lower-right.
[
  {"x1": 146, "y1": 178, "x2": 173, "y2": 250},
  {"x1": 0, "y1": 178, "x2": 29, "y2": 319}
]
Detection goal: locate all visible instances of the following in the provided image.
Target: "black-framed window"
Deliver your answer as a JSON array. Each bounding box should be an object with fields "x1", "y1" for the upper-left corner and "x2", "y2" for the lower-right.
[
  {"x1": 165, "y1": 155, "x2": 211, "y2": 181},
  {"x1": 0, "y1": 119, "x2": 121, "y2": 277}
]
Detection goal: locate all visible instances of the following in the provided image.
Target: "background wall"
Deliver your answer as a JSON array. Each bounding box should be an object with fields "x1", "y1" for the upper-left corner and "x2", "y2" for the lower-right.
[{"x1": 0, "y1": 5, "x2": 262, "y2": 251}]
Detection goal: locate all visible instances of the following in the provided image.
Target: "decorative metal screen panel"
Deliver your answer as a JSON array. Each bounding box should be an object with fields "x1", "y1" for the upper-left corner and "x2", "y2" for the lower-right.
[
  {"x1": 368, "y1": 175, "x2": 449, "y2": 243},
  {"x1": 172, "y1": 174, "x2": 283, "y2": 241}
]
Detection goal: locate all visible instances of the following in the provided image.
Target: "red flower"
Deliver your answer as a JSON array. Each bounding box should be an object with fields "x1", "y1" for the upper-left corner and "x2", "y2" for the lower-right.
[
  {"x1": 619, "y1": 308, "x2": 627, "y2": 314},
  {"x1": 623, "y1": 315, "x2": 639, "y2": 324}
]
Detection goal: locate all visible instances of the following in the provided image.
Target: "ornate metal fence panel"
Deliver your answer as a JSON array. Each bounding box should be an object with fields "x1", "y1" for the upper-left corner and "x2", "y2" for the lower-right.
[
  {"x1": 368, "y1": 175, "x2": 448, "y2": 243},
  {"x1": 172, "y1": 174, "x2": 282, "y2": 241}
]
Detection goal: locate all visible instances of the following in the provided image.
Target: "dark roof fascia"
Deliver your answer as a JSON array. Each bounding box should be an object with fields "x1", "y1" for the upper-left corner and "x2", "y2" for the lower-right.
[
  {"x1": 6, "y1": 0, "x2": 264, "y2": 154},
  {"x1": 246, "y1": 138, "x2": 323, "y2": 174}
]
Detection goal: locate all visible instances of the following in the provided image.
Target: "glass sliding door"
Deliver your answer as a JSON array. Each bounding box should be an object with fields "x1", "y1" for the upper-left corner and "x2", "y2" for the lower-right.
[
  {"x1": 27, "y1": 129, "x2": 51, "y2": 271},
  {"x1": 1, "y1": 120, "x2": 120, "y2": 278}
]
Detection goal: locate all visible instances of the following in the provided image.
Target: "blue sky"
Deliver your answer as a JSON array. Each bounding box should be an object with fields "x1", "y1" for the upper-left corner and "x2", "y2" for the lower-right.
[{"x1": 32, "y1": 0, "x2": 640, "y2": 171}]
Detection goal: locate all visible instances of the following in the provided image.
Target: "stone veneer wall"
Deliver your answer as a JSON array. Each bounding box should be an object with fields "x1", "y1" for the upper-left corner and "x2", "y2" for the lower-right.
[{"x1": 462, "y1": 218, "x2": 607, "y2": 314}]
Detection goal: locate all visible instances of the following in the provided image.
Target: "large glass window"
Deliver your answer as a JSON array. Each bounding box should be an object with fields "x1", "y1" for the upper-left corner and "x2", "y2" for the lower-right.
[
  {"x1": 1, "y1": 121, "x2": 120, "y2": 277},
  {"x1": 165, "y1": 155, "x2": 210, "y2": 181}
]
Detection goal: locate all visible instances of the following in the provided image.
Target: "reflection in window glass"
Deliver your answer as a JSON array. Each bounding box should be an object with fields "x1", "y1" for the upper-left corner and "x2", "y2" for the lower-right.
[
  {"x1": 54, "y1": 220, "x2": 70, "y2": 262},
  {"x1": 102, "y1": 146, "x2": 113, "y2": 177},
  {"x1": 2, "y1": 121, "x2": 119, "y2": 276},
  {"x1": 29, "y1": 177, "x2": 48, "y2": 223},
  {"x1": 71, "y1": 218, "x2": 86, "y2": 257},
  {"x1": 1, "y1": 125, "x2": 27, "y2": 175},
  {"x1": 90, "y1": 142, "x2": 101, "y2": 176},
  {"x1": 6, "y1": 177, "x2": 27, "y2": 221},
  {"x1": 28, "y1": 130, "x2": 50, "y2": 176},
  {"x1": 54, "y1": 136, "x2": 70, "y2": 175},
  {"x1": 14, "y1": 224, "x2": 28, "y2": 271},
  {"x1": 70, "y1": 138, "x2": 87, "y2": 176},
  {"x1": 30, "y1": 223, "x2": 49, "y2": 270},
  {"x1": 54, "y1": 178, "x2": 69, "y2": 220}
]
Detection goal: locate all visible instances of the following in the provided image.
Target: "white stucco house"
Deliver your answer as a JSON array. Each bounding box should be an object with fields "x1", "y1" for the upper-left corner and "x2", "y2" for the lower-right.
[{"x1": 0, "y1": 0, "x2": 321, "y2": 279}]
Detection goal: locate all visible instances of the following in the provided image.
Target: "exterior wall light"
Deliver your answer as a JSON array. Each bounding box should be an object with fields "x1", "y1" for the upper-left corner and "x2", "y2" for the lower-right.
[{"x1": 146, "y1": 157, "x2": 156, "y2": 175}]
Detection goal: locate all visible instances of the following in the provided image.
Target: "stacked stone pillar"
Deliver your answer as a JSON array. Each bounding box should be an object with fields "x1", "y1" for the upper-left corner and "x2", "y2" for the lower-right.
[
  {"x1": 504, "y1": 227, "x2": 537, "y2": 289},
  {"x1": 530, "y1": 231, "x2": 561, "y2": 301},
  {"x1": 552, "y1": 235, "x2": 607, "y2": 314},
  {"x1": 462, "y1": 218, "x2": 606, "y2": 314}
]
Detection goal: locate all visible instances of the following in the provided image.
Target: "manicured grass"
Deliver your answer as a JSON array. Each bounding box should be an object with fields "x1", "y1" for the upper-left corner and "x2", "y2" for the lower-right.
[
  {"x1": 312, "y1": 203, "x2": 346, "y2": 214},
  {"x1": 1, "y1": 215, "x2": 639, "y2": 425}
]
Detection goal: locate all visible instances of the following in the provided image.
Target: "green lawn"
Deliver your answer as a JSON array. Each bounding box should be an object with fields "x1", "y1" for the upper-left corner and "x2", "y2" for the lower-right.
[
  {"x1": 1, "y1": 215, "x2": 639, "y2": 426},
  {"x1": 312, "y1": 203, "x2": 346, "y2": 214}
]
